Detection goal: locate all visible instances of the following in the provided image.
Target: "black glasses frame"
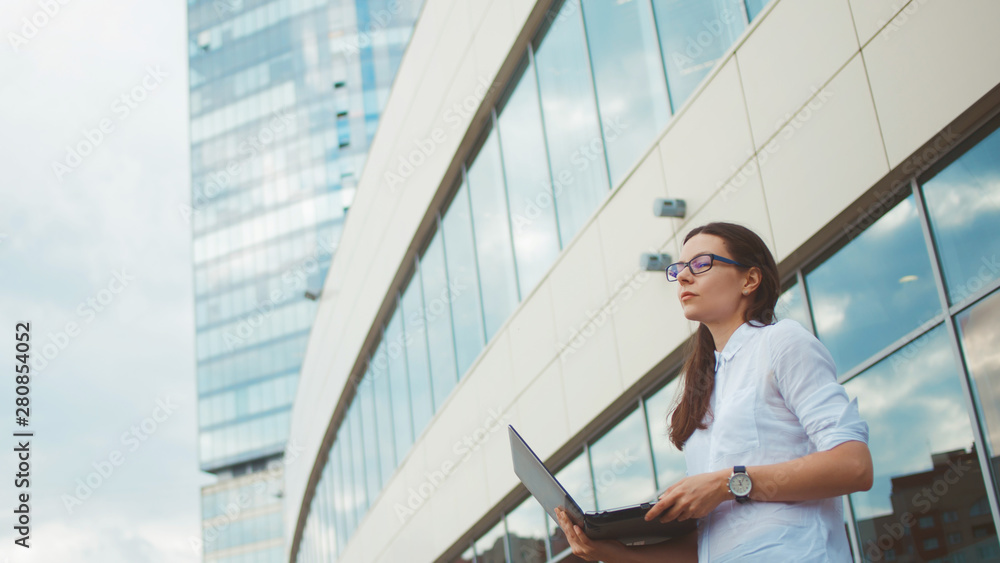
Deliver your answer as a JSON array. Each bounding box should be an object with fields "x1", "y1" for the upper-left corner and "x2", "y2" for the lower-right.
[{"x1": 665, "y1": 253, "x2": 750, "y2": 282}]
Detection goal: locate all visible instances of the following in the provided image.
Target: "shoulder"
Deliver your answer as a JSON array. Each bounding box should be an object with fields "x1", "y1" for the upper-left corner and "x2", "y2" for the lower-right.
[
  {"x1": 757, "y1": 319, "x2": 832, "y2": 366},
  {"x1": 760, "y1": 318, "x2": 815, "y2": 345}
]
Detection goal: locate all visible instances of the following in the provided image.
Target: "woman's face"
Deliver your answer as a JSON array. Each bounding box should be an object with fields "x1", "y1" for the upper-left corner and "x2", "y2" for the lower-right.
[{"x1": 675, "y1": 233, "x2": 749, "y2": 325}]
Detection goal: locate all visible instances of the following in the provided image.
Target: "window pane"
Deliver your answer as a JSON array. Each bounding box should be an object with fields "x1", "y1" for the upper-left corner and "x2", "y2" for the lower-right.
[
  {"x1": 372, "y1": 341, "x2": 397, "y2": 482},
  {"x1": 421, "y1": 230, "x2": 459, "y2": 409},
  {"x1": 535, "y1": 0, "x2": 610, "y2": 243},
  {"x1": 744, "y1": 0, "x2": 768, "y2": 21},
  {"x1": 468, "y1": 129, "x2": 520, "y2": 338},
  {"x1": 957, "y1": 288, "x2": 1000, "y2": 493},
  {"x1": 359, "y1": 371, "x2": 382, "y2": 500},
  {"x1": 589, "y1": 407, "x2": 656, "y2": 510},
  {"x1": 921, "y1": 126, "x2": 1000, "y2": 306},
  {"x1": 506, "y1": 497, "x2": 548, "y2": 563},
  {"x1": 442, "y1": 180, "x2": 486, "y2": 377},
  {"x1": 549, "y1": 452, "x2": 593, "y2": 557},
  {"x1": 385, "y1": 308, "x2": 414, "y2": 462},
  {"x1": 652, "y1": 0, "x2": 746, "y2": 111},
  {"x1": 348, "y1": 402, "x2": 368, "y2": 520},
  {"x1": 806, "y1": 196, "x2": 940, "y2": 375},
  {"x1": 475, "y1": 520, "x2": 508, "y2": 563},
  {"x1": 580, "y1": 0, "x2": 670, "y2": 184},
  {"x1": 402, "y1": 270, "x2": 435, "y2": 435},
  {"x1": 775, "y1": 281, "x2": 811, "y2": 332},
  {"x1": 644, "y1": 378, "x2": 686, "y2": 492},
  {"x1": 450, "y1": 546, "x2": 476, "y2": 563},
  {"x1": 845, "y1": 325, "x2": 999, "y2": 562},
  {"x1": 498, "y1": 59, "x2": 562, "y2": 294}
]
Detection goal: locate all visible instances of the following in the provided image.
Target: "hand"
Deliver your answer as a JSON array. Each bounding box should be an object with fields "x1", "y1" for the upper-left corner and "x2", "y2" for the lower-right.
[
  {"x1": 554, "y1": 507, "x2": 626, "y2": 562},
  {"x1": 645, "y1": 469, "x2": 730, "y2": 523}
]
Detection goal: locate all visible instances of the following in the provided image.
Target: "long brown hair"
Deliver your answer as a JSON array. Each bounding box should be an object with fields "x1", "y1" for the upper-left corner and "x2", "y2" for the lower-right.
[{"x1": 668, "y1": 222, "x2": 780, "y2": 449}]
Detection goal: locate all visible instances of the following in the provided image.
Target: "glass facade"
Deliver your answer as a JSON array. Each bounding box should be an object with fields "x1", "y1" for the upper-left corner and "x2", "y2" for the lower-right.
[
  {"x1": 440, "y1": 122, "x2": 1000, "y2": 563},
  {"x1": 187, "y1": 0, "x2": 422, "y2": 560},
  {"x1": 295, "y1": 0, "x2": 771, "y2": 558}
]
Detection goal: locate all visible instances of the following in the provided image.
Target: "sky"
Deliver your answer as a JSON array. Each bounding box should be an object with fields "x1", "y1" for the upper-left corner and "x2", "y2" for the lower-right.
[{"x1": 0, "y1": 1, "x2": 214, "y2": 561}]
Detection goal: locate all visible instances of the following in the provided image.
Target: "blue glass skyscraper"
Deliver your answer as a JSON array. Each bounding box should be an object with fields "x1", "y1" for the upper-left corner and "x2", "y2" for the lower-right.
[{"x1": 186, "y1": 0, "x2": 422, "y2": 560}]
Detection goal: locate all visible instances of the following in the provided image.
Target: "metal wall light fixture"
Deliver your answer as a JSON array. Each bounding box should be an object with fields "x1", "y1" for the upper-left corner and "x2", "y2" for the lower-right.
[{"x1": 641, "y1": 198, "x2": 685, "y2": 271}]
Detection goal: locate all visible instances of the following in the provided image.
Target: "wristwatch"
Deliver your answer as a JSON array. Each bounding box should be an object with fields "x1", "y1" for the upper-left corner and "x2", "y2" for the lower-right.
[{"x1": 728, "y1": 466, "x2": 752, "y2": 504}]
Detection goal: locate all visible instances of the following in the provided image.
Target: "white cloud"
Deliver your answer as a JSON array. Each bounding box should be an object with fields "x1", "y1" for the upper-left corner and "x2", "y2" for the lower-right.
[{"x1": 0, "y1": 1, "x2": 214, "y2": 560}]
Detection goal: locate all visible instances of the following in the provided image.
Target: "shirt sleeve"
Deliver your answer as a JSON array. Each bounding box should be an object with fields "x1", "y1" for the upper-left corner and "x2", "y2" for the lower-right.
[{"x1": 769, "y1": 320, "x2": 869, "y2": 451}]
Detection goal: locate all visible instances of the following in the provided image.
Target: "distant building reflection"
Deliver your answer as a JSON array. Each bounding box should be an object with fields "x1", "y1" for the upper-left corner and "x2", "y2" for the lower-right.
[{"x1": 858, "y1": 448, "x2": 999, "y2": 562}]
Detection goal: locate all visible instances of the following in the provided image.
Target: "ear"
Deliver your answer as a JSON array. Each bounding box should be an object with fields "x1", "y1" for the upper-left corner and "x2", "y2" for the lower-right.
[{"x1": 743, "y1": 267, "x2": 763, "y2": 295}]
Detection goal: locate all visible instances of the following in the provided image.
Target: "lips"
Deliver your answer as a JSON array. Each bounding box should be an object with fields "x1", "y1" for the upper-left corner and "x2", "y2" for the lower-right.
[{"x1": 680, "y1": 291, "x2": 696, "y2": 301}]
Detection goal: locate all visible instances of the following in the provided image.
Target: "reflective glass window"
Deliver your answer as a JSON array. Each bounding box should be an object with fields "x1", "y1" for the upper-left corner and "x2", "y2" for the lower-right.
[
  {"x1": 652, "y1": 0, "x2": 746, "y2": 111},
  {"x1": 421, "y1": 230, "x2": 459, "y2": 409},
  {"x1": 806, "y1": 196, "x2": 940, "y2": 375},
  {"x1": 348, "y1": 402, "x2": 368, "y2": 520},
  {"x1": 580, "y1": 0, "x2": 671, "y2": 184},
  {"x1": 535, "y1": 0, "x2": 610, "y2": 244},
  {"x1": 450, "y1": 545, "x2": 475, "y2": 563},
  {"x1": 385, "y1": 308, "x2": 414, "y2": 462},
  {"x1": 775, "y1": 281, "x2": 811, "y2": 332},
  {"x1": 332, "y1": 439, "x2": 354, "y2": 539},
  {"x1": 506, "y1": 497, "x2": 548, "y2": 563},
  {"x1": 359, "y1": 371, "x2": 382, "y2": 499},
  {"x1": 402, "y1": 268, "x2": 435, "y2": 434},
  {"x1": 498, "y1": 59, "x2": 562, "y2": 294},
  {"x1": 442, "y1": 181, "x2": 486, "y2": 377},
  {"x1": 467, "y1": 130, "x2": 520, "y2": 338},
  {"x1": 475, "y1": 520, "x2": 508, "y2": 563},
  {"x1": 921, "y1": 126, "x2": 1000, "y2": 306},
  {"x1": 845, "y1": 326, "x2": 998, "y2": 562},
  {"x1": 589, "y1": 407, "x2": 656, "y2": 509},
  {"x1": 371, "y1": 341, "x2": 397, "y2": 481},
  {"x1": 549, "y1": 452, "x2": 593, "y2": 556},
  {"x1": 644, "y1": 378, "x2": 686, "y2": 491},
  {"x1": 957, "y1": 288, "x2": 1000, "y2": 493},
  {"x1": 744, "y1": 0, "x2": 768, "y2": 21}
]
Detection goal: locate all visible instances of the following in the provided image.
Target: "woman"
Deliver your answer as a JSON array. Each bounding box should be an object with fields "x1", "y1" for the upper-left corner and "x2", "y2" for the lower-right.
[{"x1": 555, "y1": 222, "x2": 872, "y2": 562}]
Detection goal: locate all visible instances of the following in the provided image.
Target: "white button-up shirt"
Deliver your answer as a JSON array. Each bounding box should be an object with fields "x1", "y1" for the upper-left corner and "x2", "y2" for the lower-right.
[{"x1": 683, "y1": 319, "x2": 869, "y2": 562}]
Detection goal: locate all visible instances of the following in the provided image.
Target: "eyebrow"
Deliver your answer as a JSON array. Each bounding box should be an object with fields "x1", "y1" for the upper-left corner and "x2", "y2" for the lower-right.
[{"x1": 680, "y1": 251, "x2": 713, "y2": 260}]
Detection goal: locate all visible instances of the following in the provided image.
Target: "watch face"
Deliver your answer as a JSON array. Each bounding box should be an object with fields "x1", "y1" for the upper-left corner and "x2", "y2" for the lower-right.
[{"x1": 730, "y1": 473, "x2": 752, "y2": 496}]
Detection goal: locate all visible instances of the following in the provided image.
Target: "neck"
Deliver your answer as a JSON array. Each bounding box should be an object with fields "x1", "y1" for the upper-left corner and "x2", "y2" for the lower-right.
[{"x1": 705, "y1": 315, "x2": 747, "y2": 352}]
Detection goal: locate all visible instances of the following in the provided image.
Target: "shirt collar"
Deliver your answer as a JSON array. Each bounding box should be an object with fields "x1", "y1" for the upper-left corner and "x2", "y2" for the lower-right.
[{"x1": 713, "y1": 321, "x2": 761, "y2": 370}]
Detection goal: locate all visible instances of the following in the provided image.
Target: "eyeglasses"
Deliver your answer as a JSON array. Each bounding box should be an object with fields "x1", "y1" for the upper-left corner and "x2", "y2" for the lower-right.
[{"x1": 665, "y1": 253, "x2": 750, "y2": 282}]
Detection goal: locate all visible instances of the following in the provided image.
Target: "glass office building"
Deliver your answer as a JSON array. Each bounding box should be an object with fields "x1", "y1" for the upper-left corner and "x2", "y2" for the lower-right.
[
  {"x1": 186, "y1": 0, "x2": 422, "y2": 560},
  {"x1": 284, "y1": 0, "x2": 1000, "y2": 561}
]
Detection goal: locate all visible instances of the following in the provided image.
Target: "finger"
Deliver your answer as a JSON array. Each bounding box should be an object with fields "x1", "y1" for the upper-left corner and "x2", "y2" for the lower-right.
[{"x1": 645, "y1": 493, "x2": 675, "y2": 521}]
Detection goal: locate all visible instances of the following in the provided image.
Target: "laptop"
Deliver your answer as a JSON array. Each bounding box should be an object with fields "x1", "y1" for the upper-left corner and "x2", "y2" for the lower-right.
[{"x1": 508, "y1": 425, "x2": 696, "y2": 546}]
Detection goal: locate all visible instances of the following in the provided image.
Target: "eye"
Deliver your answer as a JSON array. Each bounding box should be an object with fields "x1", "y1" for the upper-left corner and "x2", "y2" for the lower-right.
[{"x1": 691, "y1": 256, "x2": 712, "y2": 271}]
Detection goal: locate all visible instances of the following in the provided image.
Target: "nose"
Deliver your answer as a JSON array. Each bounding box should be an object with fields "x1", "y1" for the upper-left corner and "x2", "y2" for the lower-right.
[{"x1": 676, "y1": 264, "x2": 695, "y2": 284}]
